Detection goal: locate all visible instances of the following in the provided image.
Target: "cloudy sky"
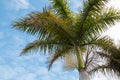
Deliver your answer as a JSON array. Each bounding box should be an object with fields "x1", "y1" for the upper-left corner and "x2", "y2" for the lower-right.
[{"x1": 0, "y1": 0, "x2": 120, "y2": 80}]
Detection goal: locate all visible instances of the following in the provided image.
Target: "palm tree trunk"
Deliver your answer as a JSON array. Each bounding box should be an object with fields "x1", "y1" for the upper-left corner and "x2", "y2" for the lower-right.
[
  {"x1": 79, "y1": 69, "x2": 90, "y2": 80},
  {"x1": 76, "y1": 46, "x2": 84, "y2": 69}
]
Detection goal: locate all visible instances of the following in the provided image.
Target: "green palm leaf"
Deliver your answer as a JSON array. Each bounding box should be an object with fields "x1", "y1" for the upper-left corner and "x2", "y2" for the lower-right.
[
  {"x1": 76, "y1": 0, "x2": 108, "y2": 38},
  {"x1": 21, "y1": 38, "x2": 73, "y2": 55},
  {"x1": 13, "y1": 9, "x2": 74, "y2": 41},
  {"x1": 50, "y1": 0, "x2": 71, "y2": 18}
]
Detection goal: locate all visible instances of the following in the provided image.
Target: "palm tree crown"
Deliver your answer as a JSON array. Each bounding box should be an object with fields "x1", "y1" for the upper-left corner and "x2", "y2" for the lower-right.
[{"x1": 13, "y1": 0, "x2": 120, "y2": 79}]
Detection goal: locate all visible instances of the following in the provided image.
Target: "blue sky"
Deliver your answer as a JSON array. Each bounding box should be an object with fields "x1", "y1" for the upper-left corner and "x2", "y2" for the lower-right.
[{"x1": 0, "y1": 0, "x2": 120, "y2": 80}]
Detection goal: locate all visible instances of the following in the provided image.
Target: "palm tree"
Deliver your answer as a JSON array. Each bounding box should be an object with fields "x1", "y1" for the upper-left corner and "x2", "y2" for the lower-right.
[{"x1": 13, "y1": 0, "x2": 120, "y2": 80}]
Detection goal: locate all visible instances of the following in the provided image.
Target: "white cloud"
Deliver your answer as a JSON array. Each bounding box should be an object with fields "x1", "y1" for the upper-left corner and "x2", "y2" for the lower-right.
[
  {"x1": 0, "y1": 64, "x2": 37, "y2": 80},
  {"x1": 40, "y1": 75, "x2": 51, "y2": 80},
  {"x1": 0, "y1": 65, "x2": 17, "y2": 80},
  {"x1": 35, "y1": 67, "x2": 48, "y2": 75},
  {"x1": 12, "y1": 35, "x2": 25, "y2": 47},
  {"x1": 105, "y1": 0, "x2": 120, "y2": 43},
  {"x1": 10, "y1": 0, "x2": 30, "y2": 10},
  {"x1": 17, "y1": 73, "x2": 36, "y2": 80},
  {"x1": 105, "y1": 23, "x2": 120, "y2": 44},
  {"x1": 107, "y1": 0, "x2": 120, "y2": 9}
]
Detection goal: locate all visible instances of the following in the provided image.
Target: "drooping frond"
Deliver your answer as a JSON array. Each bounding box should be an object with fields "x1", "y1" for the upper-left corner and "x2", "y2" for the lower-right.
[
  {"x1": 88, "y1": 58, "x2": 120, "y2": 77},
  {"x1": 80, "y1": 36, "x2": 113, "y2": 49},
  {"x1": 47, "y1": 46, "x2": 73, "y2": 70},
  {"x1": 63, "y1": 53, "x2": 78, "y2": 71},
  {"x1": 88, "y1": 44, "x2": 120, "y2": 77},
  {"x1": 93, "y1": 36, "x2": 113, "y2": 47},
  {"x1": 83, "y1": 46, "x2": 104, "y2": 72},
  {"x1": 21, "y1": 39, "x2": 59, "y2": 54},
  {"x1": 84, "y1": 46, "x2": 94, "y2": 69},
  {"x1": 98, "y1": 48, "x2": 120, "y2": 76},
  {"x1": 21, "y1": 37, "x2": 73, "y2": 55},
  {"x1": 88, "y1": 65, "x2": 109, "y2": 74},
  {"x1": 50, "y1": 0, "x2": 71, "y2": 18}
]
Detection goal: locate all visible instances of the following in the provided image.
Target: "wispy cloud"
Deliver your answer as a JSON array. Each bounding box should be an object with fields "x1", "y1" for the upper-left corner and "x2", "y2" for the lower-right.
[
  {"x1": 0, "y1": 32, "x2": 3, "y2": 39},
  {"x1": 0, "y1": 65, "x2": 17, "y2": 80},
  {"x1": 10, "y1": 0, "x2": 30, "y2": 10},
  {"x1": 16, "y1": 73, "x2": 36, "y2": 80}
]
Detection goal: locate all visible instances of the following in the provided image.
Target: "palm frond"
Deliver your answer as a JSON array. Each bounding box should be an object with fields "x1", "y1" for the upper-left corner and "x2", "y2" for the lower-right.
[
  {"x1": 50, "y1": 0, "x2": 71, "y2": 18},
  {"x1": 108, "y1": 58, "x2": 120, "y2": 76},
  {"x1": 84, "y1": 46, "x2": 94, "y2": 69},
  {"x1": 47, "y1": 46, "x2": 73, "y2": 70},
  {"x1": 80, "y1": 36, "x2": 113, "y2": 49},
  {"x1": 63, "y1": 54, "x2": 78, "y2": 71},
  {"x1": 88, "y1": 65, "x2": 109, "y2": 74},
  {"x1": 77, "y1": 7, "x2": 120, "y2": 43},
  {"x1": 13, "y1": 9, "x2": 74, "y2": 41},
  {"x1": 89, "y1": 60, "x2": 120, "y2": 78},
  {"x1": 86, "y1": 50, "x2": 103, "y2": 72},
  {"x1": 98, "y1": 48, "x2": 120, "y2": 76},
  {"x1": 21, "y1": 37, "x2": 73, "y2": 55},
  {"x1": 81, "y1": 0, "x2": 107, "y2": 22},
  {"x1": 90, "y1": 7, "x2": 120, "y2": 34},
  {"x1": 76, "y1": 0, "x2": 108, "y2": 37},
  {"x1": 21, "y1": 39, "x2": 57, "y2": 54},
  {"x1": 88, "y1": 45, "x2": 120, "y2": 77}
]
